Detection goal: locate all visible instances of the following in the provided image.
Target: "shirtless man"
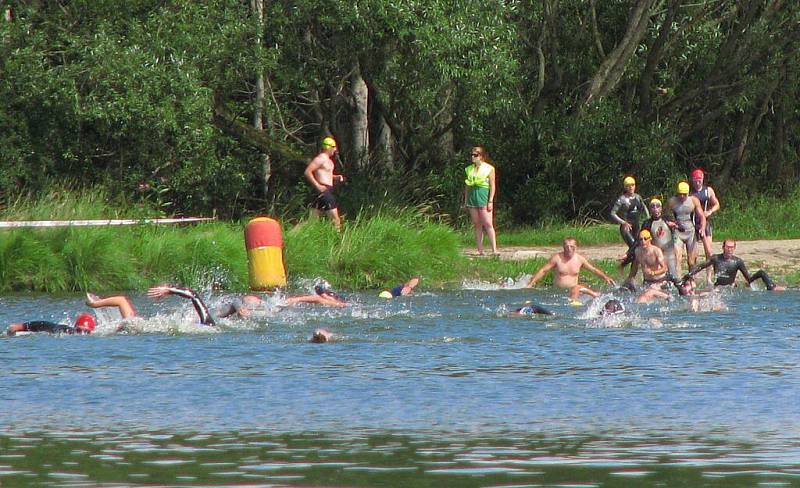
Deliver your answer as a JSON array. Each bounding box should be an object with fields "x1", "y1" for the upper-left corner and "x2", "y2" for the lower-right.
[
  {"x1": 619, "y1": 198, "x2": 678, "y2": 280},
  {"x1": 669, "y1": 181, "x2": 706, "y2": 275},
  {"x1": 304, "y1": 136, "x2": 346, "y2": 230},
  {"x1": 525, "y1": 237, "x2": 615, "y2": 301},
  {"x1": 682, "y1": 239, "x2": 785, "y2": 291},
  {"x1": 625, "y1": 229, "x2": 671, "y2": 303}
]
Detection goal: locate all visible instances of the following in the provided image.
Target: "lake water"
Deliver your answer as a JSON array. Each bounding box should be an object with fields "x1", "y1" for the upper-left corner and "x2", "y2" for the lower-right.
[{"x1": 2, "y1": 284, "x2": 800, "y2": 487}]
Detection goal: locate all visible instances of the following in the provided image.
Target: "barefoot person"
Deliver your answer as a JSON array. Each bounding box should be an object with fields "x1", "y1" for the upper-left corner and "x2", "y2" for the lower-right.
[
  {"x1": 690, "y1": 168, "x2": 721, "y2": 282},
  {"x1": 669, "y1": 181, "x2": 706, "y2": 275},
  {"x1": 463, "y1": 146, "x2": 497, "y2": 255},
  {"x1": 304, "y1": 136, "x2": 346, "y2": 231},
  {"x1": 682, "y1": 239, "x2": 785, "y2": 291},
  {"x1": 525, "y1": 237, "x2": 615, "y2": 301}
]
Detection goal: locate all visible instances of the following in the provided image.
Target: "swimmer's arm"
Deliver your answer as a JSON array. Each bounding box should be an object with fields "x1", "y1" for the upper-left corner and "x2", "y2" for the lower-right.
[
  {"x1": 583, "y1": 257, "x2": 615, "y2": 285},
  {"x1": 526, "y1": 258, "x2": 556, "y2": 287},
  {"x1": 641, "y1": 196, "x2": 651, "y2": 220},
  {"x1": 685, "y1": 259, "x2": 713, "y2": 278},
  {"x1": 691, "y1": 195, "x2": 707, "y2": 236},
  {"x1": 626, "y1": 259, "x2": 640, "y2": 283},
  {"x1": 706, "y1": 187, "x2": 720, "y2": 217},
  {"x1": 737, "y1": 259, "x2": 753, "y2": 284},
  {"x1": 609, "y1": 197, "x2": 626, "y2": 225}
]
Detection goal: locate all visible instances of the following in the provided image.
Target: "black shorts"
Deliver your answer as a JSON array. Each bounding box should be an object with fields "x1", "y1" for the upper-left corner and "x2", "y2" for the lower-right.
[{"x1": 313, "y1": 190, "x2": 338, "y2": 211}]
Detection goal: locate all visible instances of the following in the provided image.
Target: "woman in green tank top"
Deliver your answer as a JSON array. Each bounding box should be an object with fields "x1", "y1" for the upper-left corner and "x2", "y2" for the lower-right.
[{"x1": 463, "y1": 146, "x2": 498, "y2": 255}]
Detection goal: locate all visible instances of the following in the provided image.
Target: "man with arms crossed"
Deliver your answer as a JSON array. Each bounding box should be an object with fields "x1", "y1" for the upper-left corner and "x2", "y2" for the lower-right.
[
  {"x1": 305, "y1": 136, "x2": 346, "y2": 230},
  {"x1": 526, "y1": 237, "x2": 615, "y2": 302}
]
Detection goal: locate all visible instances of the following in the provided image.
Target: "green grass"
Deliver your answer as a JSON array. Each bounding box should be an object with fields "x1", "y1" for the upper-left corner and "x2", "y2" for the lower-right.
[{"x1": 1, "y1": 186, "x2": 799, "y2": 292}]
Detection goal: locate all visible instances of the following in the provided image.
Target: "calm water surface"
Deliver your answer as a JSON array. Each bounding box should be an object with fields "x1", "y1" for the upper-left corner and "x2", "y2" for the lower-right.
[{"x1": 2, "y1": 287, "x2": 800, "y2": 486}]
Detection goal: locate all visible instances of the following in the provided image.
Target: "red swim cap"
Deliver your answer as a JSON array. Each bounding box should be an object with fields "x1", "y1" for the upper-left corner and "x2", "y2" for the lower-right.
[
  {"x1": 691, "y1": 169, "x2": 704, "y2": 179},
  {"x1": 74, "y1": 313, "x2": 96, "y2": 332}
]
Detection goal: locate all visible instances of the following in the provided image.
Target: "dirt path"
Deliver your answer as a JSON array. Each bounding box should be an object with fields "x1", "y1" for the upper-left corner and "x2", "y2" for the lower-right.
[{"x1": 465, "y1": 239, "x2": 800, "y2": 274}]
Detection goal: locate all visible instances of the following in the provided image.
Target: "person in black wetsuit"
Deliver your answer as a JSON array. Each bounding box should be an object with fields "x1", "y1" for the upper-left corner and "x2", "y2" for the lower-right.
[
  {"x1": 6, "y1": 313, "x2": 96, "y2": 336},
  {"x1": 610, "y1": 176, "x2": 650, "y2": 251},
  {"x1": 682, "y1": 239, "x2": 785, "y2": 291}
]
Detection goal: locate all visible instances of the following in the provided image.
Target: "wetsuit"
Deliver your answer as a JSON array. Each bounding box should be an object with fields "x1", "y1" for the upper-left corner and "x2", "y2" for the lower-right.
[
  {"x1": 313, "y1": 185, "x2": 338, "y2": 211},
  {"x1": 671, "y1": 196, "x2": 697, "y2": 252},
  {"x1": 389, "y1": 285, "x2": 404, "y2": 297},
  {"x1": 691, "y1": 185, "x2": 714, "y2": 238},
  {"x1": 686, "y1": 254, "x2": 777, "y2": 290},
  {"x1": 15, "y1": 321, "x2": 85, "y2": 334},
  {"x1": 164, "y1": 287, "x2": 215, "y2": 326},
  {"x1": 610, "y1": 193, "x2": 649, "y2": 248},
  {"x1": 514, "y1": 304, "x2": 554, "y2": 316}
]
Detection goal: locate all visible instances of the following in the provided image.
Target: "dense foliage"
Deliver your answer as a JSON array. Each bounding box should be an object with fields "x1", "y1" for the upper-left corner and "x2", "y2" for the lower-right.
[{"x1": 1, "y1": 1, "x2": 798, "y2": 225}]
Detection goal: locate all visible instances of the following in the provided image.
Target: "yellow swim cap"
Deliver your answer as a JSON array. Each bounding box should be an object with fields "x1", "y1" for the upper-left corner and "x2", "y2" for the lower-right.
[
  {"x1": 321, "y1": 136, "x2": 337, "y2": 149},
  {"x1": 650, "y1": 198, "x2": 662, "y2": 207},
  {"x1": 623, "y1": 176, "x2": 636, "y2": 186},
  {"x1": 378, "y1": 290, "x2": 393, "y2": 299},
  {"x1": 677, "y1": 181, "x2": 690, "y2": 194},
  {"x1": 639, "y1": 229, "x2": 652, "y2": 239}
]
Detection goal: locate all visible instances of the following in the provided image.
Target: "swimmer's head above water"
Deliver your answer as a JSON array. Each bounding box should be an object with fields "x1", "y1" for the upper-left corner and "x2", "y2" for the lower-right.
[{"x1": 601, "y1": 299, "x2": 625, "y2": 316}]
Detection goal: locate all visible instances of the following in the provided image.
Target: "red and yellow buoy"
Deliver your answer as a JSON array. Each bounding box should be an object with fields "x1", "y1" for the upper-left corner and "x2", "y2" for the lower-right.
[{"x1": 244, "y1": 217, "x2": 286, "y2": 290}]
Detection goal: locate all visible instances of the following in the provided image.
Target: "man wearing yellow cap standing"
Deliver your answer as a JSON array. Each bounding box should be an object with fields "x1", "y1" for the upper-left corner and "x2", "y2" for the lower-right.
[
  {"x1": 669, "y1": 181, "x2": 706, "y2": 275},
  {"x1": 609, "y1": 176, "x2": 649, "y2": 252},
  {"x1": 304, "y1": 136, "x2": 346, "y2": 230}
]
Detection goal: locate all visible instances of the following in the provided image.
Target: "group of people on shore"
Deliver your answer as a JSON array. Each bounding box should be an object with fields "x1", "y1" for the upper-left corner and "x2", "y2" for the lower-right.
[{"x1": 523, "y1": 170, "x2": 784, "y2": 307}]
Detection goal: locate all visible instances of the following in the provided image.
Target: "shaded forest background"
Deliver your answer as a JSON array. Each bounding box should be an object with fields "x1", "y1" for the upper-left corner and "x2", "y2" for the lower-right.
[{"x1": 1, "y1": 0, "x2": 798, "y2": 226}]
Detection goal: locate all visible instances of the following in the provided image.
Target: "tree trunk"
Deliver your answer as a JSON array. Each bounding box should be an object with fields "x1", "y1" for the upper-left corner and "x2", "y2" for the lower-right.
[
  {"x1": 251, "y1": 0, "x2": 271, "y2": 196},
  {"x1": 638, "y1": 0, "x2": 678, "y2": 120},
  {"x1": 580, "y1": 0, "x2": 656, "y2": 111},
  {"x1": 348, "y1": 60, "x2": 369, "y2": 169}
]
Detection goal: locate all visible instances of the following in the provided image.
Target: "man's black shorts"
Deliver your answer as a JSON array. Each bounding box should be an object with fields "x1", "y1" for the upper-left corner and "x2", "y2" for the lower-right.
[{"x1": 313, "y1": 189, "x2": 338, "y2": 211}]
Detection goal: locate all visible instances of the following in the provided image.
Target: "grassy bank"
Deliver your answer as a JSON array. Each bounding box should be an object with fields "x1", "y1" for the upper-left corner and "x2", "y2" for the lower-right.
[{"x1": 2, "y1": 187, "x2": 799, "y2": 293}]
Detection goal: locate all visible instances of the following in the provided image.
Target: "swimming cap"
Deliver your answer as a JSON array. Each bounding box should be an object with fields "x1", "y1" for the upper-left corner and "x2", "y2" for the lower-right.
[
  {"x1": 74, "y1": 313, "x2": 96, "y2": 332},
  {"x1": 603, "y1": 299, "x2": 625, "y2": 315},
  {"x1": 690, "y1": 169, "x2": 704, "y2": 179},
  {"x1": 639, "y1": 229, "x2": 652, "y2": 240},
  {"x1": 649, "y1": 198, "x2": 662, "y2": 207},
  {"x1": 677, "y1": 181, "x2": 690, "y2": 194},
  {"x1": 378, "y1": 290, "x2": 393, "y2": 299},
  {"x1": 321, "y1": 136, "x2": 337, "y2": 149},
  {"x1": 623, "y1": 176, "x2": 636, "y2": 186}
]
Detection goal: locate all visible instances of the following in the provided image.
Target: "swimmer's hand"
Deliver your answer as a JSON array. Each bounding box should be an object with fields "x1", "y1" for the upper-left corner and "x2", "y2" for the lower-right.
[{"x1": 147, "y1": 285, "x2": 172, "y2": 299}]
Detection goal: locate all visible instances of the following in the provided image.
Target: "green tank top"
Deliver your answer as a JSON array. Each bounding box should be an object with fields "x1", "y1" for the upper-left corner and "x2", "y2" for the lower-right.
[{"x1": 465, "y1": 163, "x2": 494, "y2": 189}]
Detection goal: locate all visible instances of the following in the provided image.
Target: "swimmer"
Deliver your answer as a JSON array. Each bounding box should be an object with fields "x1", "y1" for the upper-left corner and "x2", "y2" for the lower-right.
[
  {"x1": 305, "y1": 136, "x2": 346, "y2": 230},
  {"x1": 609, "y1": 176, "x2": 650, "y2": 252},
  {"x1": 86, "y1": 285, "x2": 216, "y2": 326},
  {"x1": 669, "y1": 181, "x2": 706, "y2": 275},
  {"x1": 682, "y1": 239, "x2": 785, "y2": 291},
  {"x1": 526, "y1": 237, "x2": 616, "y2": 301},
  {"x1": 379, "y1": 277, "x2": 420, "y2": 299},
  {"x1": 6, "y1": 313, "x2": 96, "y2": 336},
  {"x1": 217, "y1": 282, "x2": 349, "y2": 318},
  {"x1": 624, "y1": 229, "x2": 673, "y2": 303},
  {"x1": 690, "y1": 169, "x2": 721, "y2": 282},
  {"x1": 310, "y1": 328, "x2": 334, "y2": 343},
  {"x1": 601, "y1": 299, "x2": 625, "y2": 316},
  {"x1": 509, "y1": 301, "x2": 555, "y2": 316}
]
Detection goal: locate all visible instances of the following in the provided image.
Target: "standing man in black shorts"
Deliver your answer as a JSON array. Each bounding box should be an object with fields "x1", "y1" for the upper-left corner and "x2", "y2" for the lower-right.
[{"x1": 304, "y1": 136, "x2": 346, "y2": 231}]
